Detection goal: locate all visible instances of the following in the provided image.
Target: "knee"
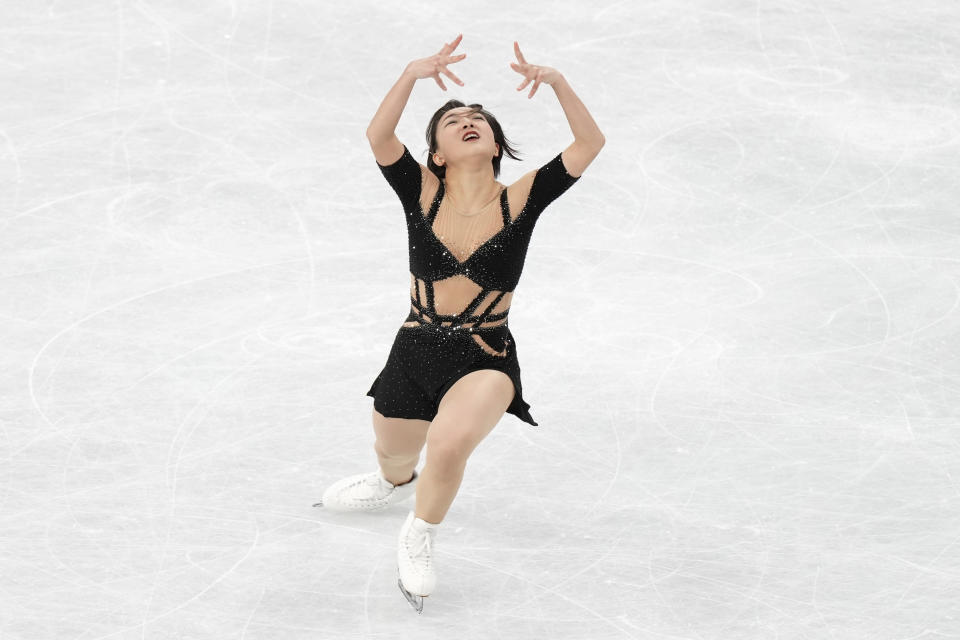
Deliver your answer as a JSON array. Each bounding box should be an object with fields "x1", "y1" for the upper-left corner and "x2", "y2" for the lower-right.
[{"x1": 425, "y1": 431, "x2": 473, "y2": 469}]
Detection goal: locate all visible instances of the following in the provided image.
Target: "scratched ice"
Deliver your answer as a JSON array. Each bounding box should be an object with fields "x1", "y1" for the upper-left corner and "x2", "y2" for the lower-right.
[{"x1": 1, "y1": 1, "x2": 958, "y2": 638}]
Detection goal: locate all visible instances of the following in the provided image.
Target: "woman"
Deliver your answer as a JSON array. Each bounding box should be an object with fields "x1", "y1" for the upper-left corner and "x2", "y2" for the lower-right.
[{"x1": 317, "y1": 34, "x2": 604, "y2": 612}]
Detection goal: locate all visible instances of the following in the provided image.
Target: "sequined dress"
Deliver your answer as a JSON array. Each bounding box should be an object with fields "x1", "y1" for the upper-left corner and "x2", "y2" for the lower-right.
[{"x1": 366, "y1": 144, "x2": 580, "y2": 426}]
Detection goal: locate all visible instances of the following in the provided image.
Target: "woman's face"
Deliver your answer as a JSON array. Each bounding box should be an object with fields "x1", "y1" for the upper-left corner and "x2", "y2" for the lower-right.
[{"x1": 434, "y1": 107, "x2": 500, "y2": 168}]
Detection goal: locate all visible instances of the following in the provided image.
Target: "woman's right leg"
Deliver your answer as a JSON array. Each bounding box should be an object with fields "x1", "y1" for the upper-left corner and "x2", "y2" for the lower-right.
[{"x1": 372, "y1": 407, "x2": 430, "y2": 486}]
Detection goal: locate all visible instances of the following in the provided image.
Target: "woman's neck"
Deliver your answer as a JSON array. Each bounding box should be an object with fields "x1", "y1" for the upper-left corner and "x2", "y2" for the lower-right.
[{"x1": 443, "y1": 164, "x2": 499, "y2": 205}]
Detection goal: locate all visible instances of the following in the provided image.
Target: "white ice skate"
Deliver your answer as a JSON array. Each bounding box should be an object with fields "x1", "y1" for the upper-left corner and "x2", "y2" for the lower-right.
[
  {"x1": 313, "y1": 469, "x2": 418, "y2": 512},
  {"x1": 397, "y1": 509, "x2": 438, "y2": 614}
]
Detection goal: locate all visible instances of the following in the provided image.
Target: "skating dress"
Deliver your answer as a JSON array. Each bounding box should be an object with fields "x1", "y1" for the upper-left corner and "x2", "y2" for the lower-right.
[{"x1": 366, "y1": 144, "x2": 580, "y2": 426}]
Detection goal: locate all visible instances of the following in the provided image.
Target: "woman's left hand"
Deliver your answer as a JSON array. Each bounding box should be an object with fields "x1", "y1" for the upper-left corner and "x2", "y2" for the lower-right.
[{"x1": 509, "y1": 41, "x2": 562, "y2": 99}]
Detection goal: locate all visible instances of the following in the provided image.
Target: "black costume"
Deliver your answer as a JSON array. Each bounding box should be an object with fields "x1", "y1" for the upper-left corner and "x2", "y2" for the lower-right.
[{"x1": 367, "y1": 144, "x2": 580, "y2": 426}]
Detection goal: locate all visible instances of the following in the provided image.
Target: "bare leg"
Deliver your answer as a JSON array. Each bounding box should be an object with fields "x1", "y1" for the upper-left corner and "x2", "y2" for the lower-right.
[
  {"x1": 414, "y1": 369, "x2": 515, "y2": 524},
  {"x1": 372, "y1": 408, "x2": 430, "y2": 486}
]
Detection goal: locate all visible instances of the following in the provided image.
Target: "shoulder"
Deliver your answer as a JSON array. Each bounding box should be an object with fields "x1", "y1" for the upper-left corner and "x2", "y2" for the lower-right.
[
  {"x1": 370, "y1": 134, "x2": 406, "y2": 167},
  {"x1": 505, "y1": 167, "x2": 537, "y2": 214},
  {"x1": 507, "y1": 148, "x2": 583, "y2": 192},
  {"x1": 372, "y1": 138, "x2": 431, "y2": 181},
  {"x1": 505, "y1": 150, "x2": 585, "y2": 218},
  {"x1": 373, "y1": 139, "x2": 440, "y2": 193},
  {"x1": 505, "y1": 150, "x2": 572, "y2": 202},
  {"x1": 508, "y1": 167, "x2": 538, "y2": 193}
]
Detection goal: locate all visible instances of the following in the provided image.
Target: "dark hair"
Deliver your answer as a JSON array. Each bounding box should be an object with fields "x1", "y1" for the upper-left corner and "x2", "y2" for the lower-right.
[{"x1": 425, "y1": 100, "x2": 522, "y2": 180}]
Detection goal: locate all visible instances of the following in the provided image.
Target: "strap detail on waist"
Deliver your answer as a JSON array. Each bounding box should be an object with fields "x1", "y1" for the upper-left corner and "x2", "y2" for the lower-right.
[{"x1": 409, "y1": 296, "x2": 508, "y2": 327}]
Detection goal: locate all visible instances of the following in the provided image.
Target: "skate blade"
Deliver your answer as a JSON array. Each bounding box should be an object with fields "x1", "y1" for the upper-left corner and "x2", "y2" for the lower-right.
[
  {"x1": 312, "y1": 500, "x2": 323, "y2": 507},
  {"x1": 397, "y1": 577, "x2": 425, "y2": 614}
]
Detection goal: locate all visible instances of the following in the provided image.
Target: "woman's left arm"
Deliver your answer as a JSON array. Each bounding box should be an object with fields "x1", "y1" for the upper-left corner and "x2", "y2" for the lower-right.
[
  {"x1": 510, "y1": 42, "x2": 605, "y2": 177},
  {"x1": 553, "y1": 75, "x2": 605, "y2": 137}
]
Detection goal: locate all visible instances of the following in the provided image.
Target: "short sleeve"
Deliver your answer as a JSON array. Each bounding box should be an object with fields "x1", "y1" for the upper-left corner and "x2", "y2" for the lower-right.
[
  {"x1": 376, "y1": 144, "x2": 423, "y2": 214},
  {"x1": 524, "y1": 151, "x2": 580, "y2": 221}
]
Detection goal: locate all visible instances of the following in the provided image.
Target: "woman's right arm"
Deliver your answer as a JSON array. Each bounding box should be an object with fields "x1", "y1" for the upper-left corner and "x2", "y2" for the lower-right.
[
  {"x1": 366, "y1": 34, "x2": 468, "y2": 164},
  {"x1": 365, "y1": 70, "x2": 417, "y2": 146}
]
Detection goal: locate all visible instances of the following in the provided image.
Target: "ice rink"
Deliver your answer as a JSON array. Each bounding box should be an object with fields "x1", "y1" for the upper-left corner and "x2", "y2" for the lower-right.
[{"x1": 2, "y1": 0, "x2": 959, "y2": 637}]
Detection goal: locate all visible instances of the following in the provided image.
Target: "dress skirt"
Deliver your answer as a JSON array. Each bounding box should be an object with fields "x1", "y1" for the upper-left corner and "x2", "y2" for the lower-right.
[{"x1": 366, "y1": 320, "x2": 538, "y2": 427}]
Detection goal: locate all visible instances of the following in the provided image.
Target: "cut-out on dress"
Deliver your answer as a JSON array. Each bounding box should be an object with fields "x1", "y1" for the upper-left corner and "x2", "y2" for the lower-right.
[{"x1": 366, "y1": 144, "x2": 580, "y2": 426}]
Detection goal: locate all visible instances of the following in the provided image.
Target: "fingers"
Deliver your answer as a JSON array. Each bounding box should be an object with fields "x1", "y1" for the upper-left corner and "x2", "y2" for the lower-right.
[
  {"x1": 432, "y1": 35, "x2": 466, "y2": 92},
  {"x1": 433, "y1": 59, "x2": 464, "y2": 90},
  {"x1": 433, "y1": 53, "x2": 465, "y2": 87},
  {"x1": 528, "y1": 68, "x2": 542, "y2": 98},
  {"x1": 511, "y1": 43, "x2": 536, "y2": 96},
  {"x1": 513, "y1": 41, "x2": 526, "y2": 64},
  {"x1": 441, "y1": 65, "x2": 464, "y2": 86},
  {"x1": 440, "y1": 33, "x2": 463, "y2": 55},
  {"x1": 514, "y1": 63, "x2": 534, "y2": 91},
  {"x1": 430, "y1": 61, "x2": 448, "y2": 90}
]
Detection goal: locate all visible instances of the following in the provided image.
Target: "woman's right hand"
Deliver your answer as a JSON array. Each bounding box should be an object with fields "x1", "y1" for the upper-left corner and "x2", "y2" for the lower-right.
[{"x1": 405, "y1": 33, "x2": 467, "y2": 91}]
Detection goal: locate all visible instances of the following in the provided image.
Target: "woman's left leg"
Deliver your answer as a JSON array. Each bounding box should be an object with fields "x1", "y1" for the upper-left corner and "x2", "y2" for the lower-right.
[{"x1": 415, "y1": 368, "x2": 516, "y2": 524}]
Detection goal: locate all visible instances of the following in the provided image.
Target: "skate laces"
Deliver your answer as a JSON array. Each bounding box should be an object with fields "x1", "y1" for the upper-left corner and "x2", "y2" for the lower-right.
[
  {"x1": 365, "y1": 474, "x2": 387, "y2": 490},
  {"x1": 345, "y1": 473, "x2": 390, "y2": 501},
  {"x1": 406, "y1": 526, "x2": 434, "y2": 569}
]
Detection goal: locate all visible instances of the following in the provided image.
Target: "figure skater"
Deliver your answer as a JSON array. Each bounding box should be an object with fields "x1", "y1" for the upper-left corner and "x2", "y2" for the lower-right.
[{"x1": 316, "y1": 34, "x2": 604, "y2": 613}]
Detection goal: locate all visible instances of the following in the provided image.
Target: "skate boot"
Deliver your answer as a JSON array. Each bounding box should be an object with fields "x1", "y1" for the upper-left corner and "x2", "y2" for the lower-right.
[
  {"x1": 313, "y1": 469, "x2": 418, "y2": 511},
  {"x1": 397, "y1": 509, "x2": 438, "y2": 613}
]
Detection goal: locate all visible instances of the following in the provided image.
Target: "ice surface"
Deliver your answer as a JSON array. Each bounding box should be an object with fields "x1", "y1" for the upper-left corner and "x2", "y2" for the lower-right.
[{"x1": 1, "y1": 0, "x2": 959, "y2": 638}]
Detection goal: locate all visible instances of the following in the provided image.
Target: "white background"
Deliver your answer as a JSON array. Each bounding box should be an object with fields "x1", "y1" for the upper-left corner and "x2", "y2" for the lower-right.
[{"x1": 2, "y1": 0, "x2": 958, "y2": 637}]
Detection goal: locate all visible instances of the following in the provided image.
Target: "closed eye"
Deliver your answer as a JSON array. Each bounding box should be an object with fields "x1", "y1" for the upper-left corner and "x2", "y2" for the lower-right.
[{"x1": 446, "y1": 116, "x2": 484, "y2": 125}]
